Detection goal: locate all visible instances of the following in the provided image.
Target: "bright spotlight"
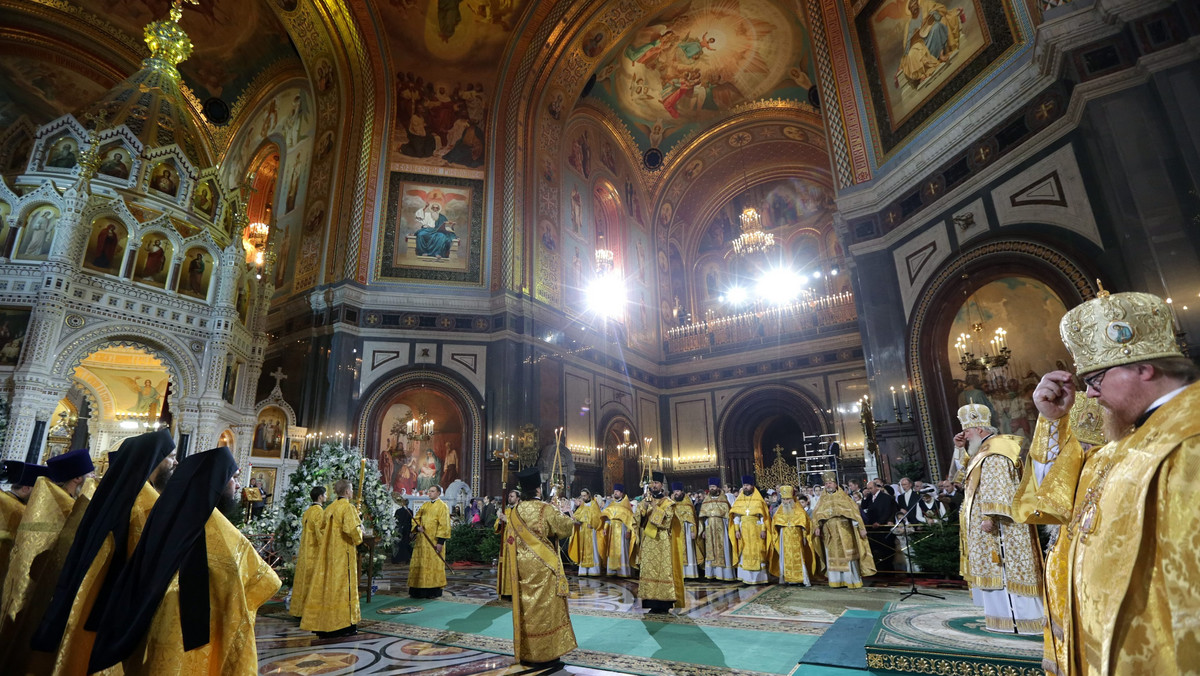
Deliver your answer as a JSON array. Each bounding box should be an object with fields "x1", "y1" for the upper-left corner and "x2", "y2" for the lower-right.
[
  {"x1": 812, "y1": 271, "x2": 822, "y2": 279},
  {"x1": 830, "y1": 267, "x2": 839, "y2": 276},
  {"x1": 725, "y1": 285, "x2": 749, "y2": 306},
  {"x1": 756, "y1": 268, "x2": 802, "y2": 305},
  {"x1": 586, "y1": 273, "x2": 626, "y2": 318}
]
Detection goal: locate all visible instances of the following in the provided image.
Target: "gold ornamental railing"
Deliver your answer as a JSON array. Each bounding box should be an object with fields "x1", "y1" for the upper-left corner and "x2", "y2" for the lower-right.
[{"x1": 665, "y1": 292, "x2": 856, "y2": 354}]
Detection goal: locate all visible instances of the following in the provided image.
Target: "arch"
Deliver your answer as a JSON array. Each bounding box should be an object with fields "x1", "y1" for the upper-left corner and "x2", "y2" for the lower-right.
[
  {"x1": 716, "y1": 383, "x2": 829, "y2": 485},
  {"x1": 51, "y1": 322, "x2": 201, "y2": 400},
  {"x1": 596, "y1": 410, "x2": 639, "y2": 494},
  {"x1": 907, "y1": 239, "x2": 1095, "y2": 476},
  {"x1": 356, "y1": 366, "x2": 484, "y2": 494}
]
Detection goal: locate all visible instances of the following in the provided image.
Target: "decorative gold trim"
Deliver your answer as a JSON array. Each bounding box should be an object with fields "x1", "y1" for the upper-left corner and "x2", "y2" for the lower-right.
[{"x1": 866, "y1": 651, "x2": 1043, "y2": 676}]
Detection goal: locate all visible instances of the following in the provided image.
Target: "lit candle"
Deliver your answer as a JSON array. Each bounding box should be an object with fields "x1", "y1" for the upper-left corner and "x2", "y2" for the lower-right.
[
  {"x1": 890, "y1": 386, "x2": 897, "y2": 408},
  {"x1": 902, "y1": 384, "x2": 911, "y2": 411}
]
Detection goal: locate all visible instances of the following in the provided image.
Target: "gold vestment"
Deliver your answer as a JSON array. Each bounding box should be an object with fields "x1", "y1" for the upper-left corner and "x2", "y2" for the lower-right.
[
  {"x1": 727, "y1": 491, "x2": 774, "y2": 581},
  {"x1": 120, "y1": 511, "x2": 281, "y2": 675},
  {"x1": 506, "y1": 500, "x2": 577, "y2": 663},
  {"x1": 0, "y1": 490, "x2": 25, "y2": 588},
  {"x1": 408, "y1": 498, "x2": 450, "y2": 590},
  {"x1": 636, "y1": 496, "x2": 685, "y2": 605},
  {"x1": 47, "y1": 482, "x2": 159, "y2": 676},
  {"x1": 1017, "y1": 381, "x2": 1200, "y2": 676},
  {"x1": 698, "y1": 495, "x2": 734, "y2": 578},
  {"x1": 567, "y1": 498, "x2": 602, "y2": 571},
  {"x1": 598, "y1": 496, "x2": 638, "y2": 574},
  {"x1": 811, "y1": 488, "x2": 875, "y2": 587},
  {"x1": 671, "y1": 500, "x2": 698, "y2": 576},
  {"x1": 290, "y1": 503, "x2": 327, "y2": 618},
  {"x1": 769, "y1": 503, "x2": 822, "y2": 583},
  {"x1": 300, "y1": 497, "x2": 363, "y2": 632},
  {"x1": 495, "y1": 505, "x2": 514, "y2": 597}
]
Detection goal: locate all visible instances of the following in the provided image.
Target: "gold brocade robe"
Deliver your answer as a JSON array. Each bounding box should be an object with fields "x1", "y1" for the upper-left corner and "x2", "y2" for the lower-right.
[
  {"x1": 672, "y1": 500, "x2": 698, "y2": 577},
  {"x1": 47, "y1": 482, "x2": 159, "y2": 676},
  {"x1": 0, "y1": 490, "x2": 25, "y2": 588},
  {"x1": 290, "y1": 503, "x2": 327, "y2": 618},
  {"x1": 811, "y1": 488, "x2": 876, "y2": 586},
  {"x1": 506, "y1": 500, "x2": 577, "y2": 663},
  {"x1": 599, "y1": 496, "x2": 638, "y2": 573},
  {"x1": 121, "y1": 511, "x2": 281, "y2": 675},
  {"x1": 300, "y1": 498, "x2": 363, "y2": 632},
  {"x1": 697, "y1": 495, "x2": 733, "y2": 575},
  {"x1": 408, "y1": 498, "x2": 450, "y2": 590},
  {"x1": 769, "y1": 503, "x2": 822, "y2": 583},
  {"x1": 1016, "y1": 381, "x2": 1200, "y2": 676},
  {"x1": 495, "y1": 505, "x2": 514, "y2": 597},
  {"x1": 728, "y1": 491, "x2": 774, "y2": 578},
  {"x1": 567, "y1": 498, "x2": 602, "y2": 571},
  {"x1": 0, "y1": 477, "x2": 86, "y2": 672},
  {"x1": 635, "y1": 496, "x2": 685, "y2": 605}
]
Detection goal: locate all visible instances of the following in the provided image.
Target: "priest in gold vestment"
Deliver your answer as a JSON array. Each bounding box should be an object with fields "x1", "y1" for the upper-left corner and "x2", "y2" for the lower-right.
[
  {"x1": 506, "y1": 467, "x2": 577, "y2": 665},
  {"x1": 769, "y1": 485, "x2": 821, "y2": 585},
  {"x1": 698, "y1": 477, "x2": 735, "y2": 581},
  {"x1": 1019, "y1": 287, "x2": 1200, "y2": 676},
  {"x1": 290, "y1": 485, "x2": 328, "y2": 618},
  {"x1": 812, "y1": 472, "x2": 875, "y2": 588},
  {"x1": 409, "y1": 484, "x2": 451, "y2": 598},
  {"x1": 0, "y1": 448, "x2": 95, "y2": 673},
  {"x1": 669, "y1": 482, "x2": 700, "y2": 578},
  {"x1": 0, "y1": 461, "x2": 44, "y2": 587},
  {"x1": 636, "y1": 472, "x2": 686, "y2": 613},
  {"x1": 599, "y1": 483, "x2": 638, "y2": 577},
  {"x1": 495, "y1": 488, "x2": 519, "y2": 598},
  {"x1": 88, "y1": 447, "x2": 281, "y2": 675},
  {"x1": 954, "y1": 403, "x2": 1044, "y2": 634},
  {"x1": 567, "y1": 487, "x2": 603, "y2": 576},
  {"x1": 301, "y1": 479, "x2": 363, "y2": 636},
  {"x1": 31, "y1": 430, "x2": 176, "y2": 676},
  {"x1": 728, "y1": 476, "x2": 773, "y2": 584}
]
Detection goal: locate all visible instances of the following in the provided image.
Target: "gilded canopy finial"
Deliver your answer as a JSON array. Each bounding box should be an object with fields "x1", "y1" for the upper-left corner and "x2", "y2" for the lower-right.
[{"x1": 142, "y1": 0, "x2": 199, "y2": 76}]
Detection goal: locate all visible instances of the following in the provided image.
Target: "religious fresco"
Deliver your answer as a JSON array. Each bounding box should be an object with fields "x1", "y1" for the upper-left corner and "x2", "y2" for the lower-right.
[
  {"x1": 15, "y1": 205, "x2": 60, "y2": 261},
  {"x1": 380, "y1": 0, "x2": 530, "y2": 176},
  {"x1": 252, "y1": 405, "x2": 288, "y2": 458},
  {"x1": 854, "y1": 0, "x2": 1019, "y2": 154},
  {"x1": 176, "y1": 247, "x2": 214, "y2": 300},
  {"x1": 0, "y1": 307, "x2": 31, "y2": 367},
  {"x1": 133, "y1": 233, "x2": 173, "y2": 287},
  {"x1": 148, "y1": 161, "x2": 180, "y2": 197},
  {"x1": 98, "y1": 145, "x2": 133, "y2": 180},
  {"x1": 0, "y1": 57, "x2": 109, "y2": 125},
  {"x1": 44, "y1": 135, "x2": 79, "y2": 171},
  {"x1": 192, "y1": 179, "x2": 217, "y2": 219},
  {"x1": 378, "y1": 172, "x2": 483, "y2": 285},
  {"x1": 76, "y1": 364, "x2": 169, "y2": 419},
  {"x1": 82, "y1": 217, "x2": 128, "y2": 276},
  {"x1": 224, "y1": 87, "x2": 313, "y2": 186},
  {"x1": 376, "y1": 388, "x2": 465, "y2": 494},
  {"x1": 272, "y1": 140, "x2": 312, "y2": 293},
  {"x1": 943, "y1": 276, "x2": 1072, "y2": 445},
  {"x1": 222, "y1": 356, "x2": 241, "y2": 403},
  {"x1": 585, "y1": 0, "x2": 817, "y2": 156},
  {"x1": 72, "y1": 0, "x2": 300, "y2": 103}
]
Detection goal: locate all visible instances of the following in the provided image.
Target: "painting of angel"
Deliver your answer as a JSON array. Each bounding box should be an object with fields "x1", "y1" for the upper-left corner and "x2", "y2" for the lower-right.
[{"x1": 118, "y1": 376, "x2": 168, "y2": 419}]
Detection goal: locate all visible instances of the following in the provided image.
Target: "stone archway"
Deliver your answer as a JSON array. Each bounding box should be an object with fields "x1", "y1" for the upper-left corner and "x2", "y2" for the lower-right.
[
  {"x1": 717, "y1": 384, "x2": 828, "y2": 486},
  {"x1": 597, "y1": 413, "x2": 638, "y2": 494}
]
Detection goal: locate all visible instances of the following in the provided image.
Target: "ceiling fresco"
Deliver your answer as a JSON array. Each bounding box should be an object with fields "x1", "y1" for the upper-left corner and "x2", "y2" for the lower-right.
[
  {"x1": 74, "y1": 0, "x2": 300, "y2": 104},
  {"x1": 382, "y1": 0, "x2": 531, "y2": 176},
  {"x1": 584, "y1": 0, "x2": 817, "y2": 157},
  {"x1": 0, "y1": 56, "x2": 111, "y2": 128}
]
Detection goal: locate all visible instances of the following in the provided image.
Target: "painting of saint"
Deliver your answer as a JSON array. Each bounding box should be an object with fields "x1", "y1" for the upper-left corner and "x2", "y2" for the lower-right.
[
  {"x1": 149, "y1": 162, "x2": 179, "y2": 197},
  {"x1": 392, "y1": 76, "x2": 488, "y2": 171},
  {"x1": 416, "y1": 448, "x2": 443, "y2": 491},
  {"x1": 83, "y1": 218, "x2": 126, "y2": 275},
  {"x1": 412, "y1": 192, "x2": 460, "y2": 258},
  {"x1": 865, "y1": 0, "x2": 990, "y2": 130},
  {"x1": 252, "y1": 406, "x2": 287, "y2": 458},
  {"x1": 0, "y1": 308, "x2": 31, "y2": 366},
  {"x1": 16, "y1": 206, "x2": 58, "y2": 261},
  {"x1": 177, "y1": 248, "x2": 213, "y2": 300},
  {"x1": 567, "y1": 130, "x2": 591, "y2": 178},
  {"x1": 222, "y1": 357, "x2": 240, "y2": 404},
  {"x1": 391, "y1": 182, "x2": 471, "y2": 270},
  {"x1": 45, "y1": 136, "x2": 78, "y2": 170},
  {"x1": 98, "y1": 146, "x2": 131, "y2": 179},
  {"x1": 134, "y1": 235, "x2": 172, "y2": 287},
  {"x1": 582, "y1": 29, "x2": 607, "y2": 58},
  {"x1": 118, "y1": 376, "x2": 167, "y2": 419},
  {"x1": 570, "y1": 187, "x2": 583, "y2": 235},
  {"x1": 377, "y1": 388, "x2": 464, "y2": 493},
  {"x1": 285, "y1": 164, "x2": 302, "y2": 214},
  {"x1": 192, "y1": 180, "x2": 216, "y2": 219}
]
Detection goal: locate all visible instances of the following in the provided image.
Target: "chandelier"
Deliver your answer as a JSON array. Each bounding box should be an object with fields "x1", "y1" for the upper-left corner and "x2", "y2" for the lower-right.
[
  {"x1": 730, "y1": 206, "x2": 776, "y2": 256},
  {"x1": 953, "y1": 290, "x2": 1011, "y2": 372},
  {"x1": 594, "y1": 234, "x2": 614, "y2": 273},
  {"x1": 403, "y1": 407, "x2": 435, "y2": 441},
  {"x1": 245, "y1": 221, "x2": 269, "y2": 250}
]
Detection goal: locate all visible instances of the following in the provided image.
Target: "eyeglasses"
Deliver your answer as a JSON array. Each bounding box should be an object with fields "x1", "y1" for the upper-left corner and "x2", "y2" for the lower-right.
[{"x1": 1083, "y1": 367, "x2": 1116, "y2": 393}]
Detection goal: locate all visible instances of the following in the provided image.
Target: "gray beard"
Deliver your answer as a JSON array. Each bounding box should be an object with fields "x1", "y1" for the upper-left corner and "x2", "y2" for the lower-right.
[{"x1": 966, "y1": 435, "x2": 983, "y2": 457}]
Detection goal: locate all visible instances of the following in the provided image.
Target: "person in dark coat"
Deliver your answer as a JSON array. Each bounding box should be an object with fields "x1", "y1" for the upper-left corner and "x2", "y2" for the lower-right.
[
  {"x1": 863, "y1": 479, "x2": 897, "y2": 573},
  {"x1": 392, "y1": 496, "x2": 414, "y2": 564}
]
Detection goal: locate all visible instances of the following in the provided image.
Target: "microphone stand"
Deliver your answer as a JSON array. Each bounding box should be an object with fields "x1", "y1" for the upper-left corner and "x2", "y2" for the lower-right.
[{"x1": 891, "y1": 510, "x2": 943, "y2": 602}]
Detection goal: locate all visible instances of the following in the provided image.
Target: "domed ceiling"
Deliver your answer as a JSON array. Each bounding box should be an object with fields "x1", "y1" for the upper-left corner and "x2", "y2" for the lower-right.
[{"x1": 584, "y1": 0, "x2": 817, "y2": 157}]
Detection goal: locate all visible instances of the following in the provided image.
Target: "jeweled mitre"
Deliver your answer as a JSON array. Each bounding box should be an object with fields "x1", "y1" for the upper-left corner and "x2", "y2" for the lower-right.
[{"x1": 1059, "y1": 287, "x2": 1181, "y2": 375}]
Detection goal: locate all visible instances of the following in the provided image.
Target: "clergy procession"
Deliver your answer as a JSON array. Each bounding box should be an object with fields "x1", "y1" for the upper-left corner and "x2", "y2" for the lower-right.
[{"x1": 0, "y1": 287, "x2": 1196, "y2": 674}]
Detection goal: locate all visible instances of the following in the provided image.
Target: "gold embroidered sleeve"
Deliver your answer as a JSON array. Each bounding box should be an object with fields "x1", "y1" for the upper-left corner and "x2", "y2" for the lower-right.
[
  {"x1": 1160, "y1": 442, "x2": 1200, "y2": 671},
  {"x1": 978, "y1": 455, "x2": 1017, "y2": 521},
  {"x1": 1016, "y1": 415, "x2": 1084, "y2": 524}
]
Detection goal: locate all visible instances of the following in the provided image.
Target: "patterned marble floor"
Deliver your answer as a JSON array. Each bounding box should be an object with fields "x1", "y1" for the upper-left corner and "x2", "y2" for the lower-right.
[{"x1": 256, "y1": 564, "x2": 966, "y2": 675}]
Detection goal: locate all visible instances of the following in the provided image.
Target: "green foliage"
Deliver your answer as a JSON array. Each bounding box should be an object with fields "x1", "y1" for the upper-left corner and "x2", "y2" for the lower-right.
[
  {"x1": 444, "y1": 524, "x2": 502, "y2": 563},
  {"x1": 237, "y1": 442, "x2": 396, "y2": 564},
  {"x1": 910, "y1": 521, "x2": 961, "y2": 577}
]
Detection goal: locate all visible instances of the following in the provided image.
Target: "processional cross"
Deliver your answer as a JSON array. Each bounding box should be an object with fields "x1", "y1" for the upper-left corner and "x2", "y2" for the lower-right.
[{"x1": 495, "y1": 435, "x2": 517, "y2": 485}]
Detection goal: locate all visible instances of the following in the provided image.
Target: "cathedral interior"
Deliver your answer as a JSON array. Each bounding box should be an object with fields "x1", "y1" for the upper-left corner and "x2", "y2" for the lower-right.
[{"x1": 2, "y1": 0, "x2": 1199, "y2": 672}]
